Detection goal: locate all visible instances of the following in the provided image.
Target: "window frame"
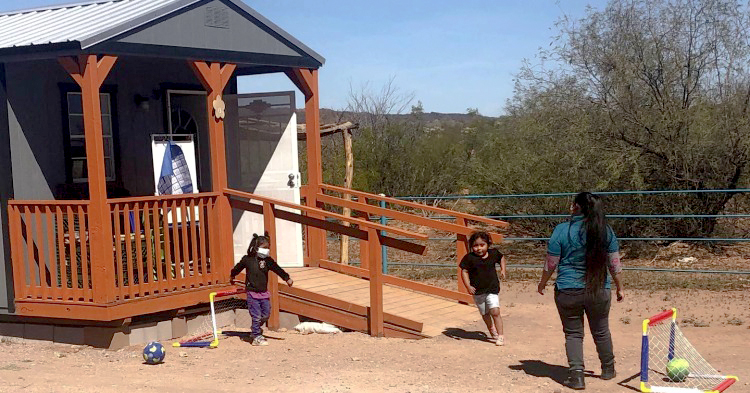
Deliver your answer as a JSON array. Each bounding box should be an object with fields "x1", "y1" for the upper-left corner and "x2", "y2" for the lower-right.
[{"x1": 60, "y1": 84, "x2": 120, "y2": 184}]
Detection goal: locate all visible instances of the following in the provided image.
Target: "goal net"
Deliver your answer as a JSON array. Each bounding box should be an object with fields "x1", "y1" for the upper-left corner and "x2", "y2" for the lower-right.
[
  {"x1": 173, "y1": 288, "x2": 253, "y2": 348},
  {"x1": 640, "y1": 308, "x2": 738, "y2": 392}
]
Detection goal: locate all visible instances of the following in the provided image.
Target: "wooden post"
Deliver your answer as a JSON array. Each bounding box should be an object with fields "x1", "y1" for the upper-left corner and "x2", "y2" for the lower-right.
[
  {"x1": 456, "y1": 217, "x2": 469, "y2": 293},
  {"x1": 367, "y1": 227, "x2": 384, "y2": 337},
  {"x1": 299, "y1": 185, "x2": 311, "y2": 265},
  {"x1": 340, "y1": 129, "x2": 354, "y2": 264},
  {"x1": 263, "y1": 202, "x2": 280, "y2": 330},
  {"x1": 8, "y1": 206, "x2": 26, "y2": 300},
  {"x1": 189, "y1": 61, "x2": 236, "y2": 282},
  {"x1": 359, "y1": 237, "x2": 369, "y2": 271},
  {"x1": 286, "y1": 69, "x2": 326, "y2": 266},
  {"x1": 59, "y1": 55, "x2": 117, "y2": 304}
]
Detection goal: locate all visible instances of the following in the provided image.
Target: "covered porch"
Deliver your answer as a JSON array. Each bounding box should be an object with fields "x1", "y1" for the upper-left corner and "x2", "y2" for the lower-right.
[{"x1": 2, "y1": 0, "x2": 324, "y2": 322}]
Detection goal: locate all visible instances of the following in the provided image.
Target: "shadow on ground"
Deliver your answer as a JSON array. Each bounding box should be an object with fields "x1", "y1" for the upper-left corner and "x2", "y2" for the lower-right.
[
  {"x1": 616, "y1": 372, "x2": 642, "y2": 392},
  {"x1": 442, "y1": 328, "x2": 493, "y2": 342},
  {"x1": 508, "y1": 360, "x2": 570, "y2": 386}
]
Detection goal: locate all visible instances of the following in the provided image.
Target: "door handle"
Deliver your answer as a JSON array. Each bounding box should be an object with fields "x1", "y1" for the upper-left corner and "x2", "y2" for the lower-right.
[{"x1": 288, "y1": 173, "x2": 296, "y2": 188}]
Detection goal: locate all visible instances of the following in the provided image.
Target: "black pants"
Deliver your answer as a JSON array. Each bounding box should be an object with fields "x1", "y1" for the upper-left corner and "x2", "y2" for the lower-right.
[{"x1": 554, "y1": 288, "x2": 615, "y2": 372}]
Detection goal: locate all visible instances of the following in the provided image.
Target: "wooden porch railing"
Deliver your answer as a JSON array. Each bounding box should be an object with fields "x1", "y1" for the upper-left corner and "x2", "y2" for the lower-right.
[
  {"x1": 8, "y1": 200, "x2": 93, "y2": 303},
  {"x1": 225, "y1": 187, "x2": 428, "y2": 336},
  {"x1": 8, "y1": 193, "x2": 223, "y2": 308},
  {"x1": 109, "y1": 193, "x2": 221, "y2": 301},
  {"x1": 314, "y1": 183, "x2": 509, "y2": 293}
]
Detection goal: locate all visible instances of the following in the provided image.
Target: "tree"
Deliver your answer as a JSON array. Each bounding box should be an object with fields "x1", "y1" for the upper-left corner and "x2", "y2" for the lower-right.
[
  {"x1": 511, "y1": 0, "x2": 750, "y2": 235},
  {"x1": 411, "y1": 100, "x2": 424, "y2": 115},
  {"x1": 344, "y1": 76, "x2": 415, "y2": 132}
]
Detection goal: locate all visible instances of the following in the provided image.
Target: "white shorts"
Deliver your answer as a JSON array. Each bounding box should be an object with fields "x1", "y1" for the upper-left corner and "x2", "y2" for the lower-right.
[{"x1": 473, "y1": 293, "x2": 500, "y2": 315}]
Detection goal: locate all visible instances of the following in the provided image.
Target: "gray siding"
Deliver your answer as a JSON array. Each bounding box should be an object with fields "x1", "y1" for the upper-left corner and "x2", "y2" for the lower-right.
[
  {"x1": 0, "y1": 64, "x2": 14, "y2": 313},
  {"x1": 7, "y1": 60, "x2": 68, "y2": 200},
  {"x1": 118, "y1": 0, "x2": 302, "y2": 58}
]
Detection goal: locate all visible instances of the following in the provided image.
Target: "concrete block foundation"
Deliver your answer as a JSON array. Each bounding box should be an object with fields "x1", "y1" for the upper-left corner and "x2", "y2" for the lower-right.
[{"x1": 0, "y1": 307, "x2": 305, "y2": 349}]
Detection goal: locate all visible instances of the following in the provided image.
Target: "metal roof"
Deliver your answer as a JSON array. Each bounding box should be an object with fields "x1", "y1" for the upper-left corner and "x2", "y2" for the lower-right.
[
  {"x1": 0, "y1": 0, "x2": 324, "y2": 66},
  {"x1": 0, "y1": 0, "x2": 179, "y2": 49}
]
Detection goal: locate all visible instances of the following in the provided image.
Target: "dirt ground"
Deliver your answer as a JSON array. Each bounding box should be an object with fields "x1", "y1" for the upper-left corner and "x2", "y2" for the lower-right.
[{"x1": 1, "y1": 282, "x2": 747, "y2": 393}]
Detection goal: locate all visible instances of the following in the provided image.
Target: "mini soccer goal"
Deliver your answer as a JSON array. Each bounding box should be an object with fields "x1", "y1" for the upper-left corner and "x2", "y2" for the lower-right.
[
  {"x1": 640, "y1": 308, "x2": 738, "y2": 393},
  {"x1": 173, "y1": 288, "x2": 252, "y2": 348}
]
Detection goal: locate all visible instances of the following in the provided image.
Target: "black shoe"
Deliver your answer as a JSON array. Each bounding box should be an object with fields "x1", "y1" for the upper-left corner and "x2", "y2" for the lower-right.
[
  {"x1": 563, "y1": 370, "x2": 586, "y2": 390},
  {"x1": 601, "y1": 365, "x2": 616, "y2": 380}
]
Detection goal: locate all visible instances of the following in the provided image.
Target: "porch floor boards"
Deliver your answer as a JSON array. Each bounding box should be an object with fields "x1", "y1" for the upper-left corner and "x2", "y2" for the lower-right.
[{"x1": 280, "y1": 267, "x2": 478, "y2": 337}]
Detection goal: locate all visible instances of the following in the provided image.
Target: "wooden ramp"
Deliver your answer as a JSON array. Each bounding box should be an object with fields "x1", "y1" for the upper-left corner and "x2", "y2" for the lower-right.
[{"x1": 278, "y1": 267, "x2": 479, "y2": 338}]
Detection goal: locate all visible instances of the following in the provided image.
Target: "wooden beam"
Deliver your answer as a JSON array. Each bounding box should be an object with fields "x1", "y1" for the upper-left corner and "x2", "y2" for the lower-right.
[
  {"x1": 280, "y1": 294, "x2": 366, "y2": 332},
  {"x1": 280, "y1": 284, "x2": 423, "y2": 332},
  {"x1": 456, "y1": 217, "x2": 470, "y2": 294},
  {"x1": 321, "y1": 183, "x2": 510, "y2": 230},
  {"x1": 220, "y1": 63, "x2": 236, "y2": 91},
  {"x1": 57, "y1": 57, "x2": 83, "y2": 85},
  {"x1": 317, "y1": 259, "x2": 474, "y2": 304},
  {"x1": 8, "y1": 206, "x2": 25, "y2": 300},
  {"x1": 383, "y1": 275, "x2": 474, "y2": 305},
  {"x1": 316, "y1": 193, "x2": 502, "y2": 240},
  {"x1": 340, "y1": 129, "x2": 354, "y2": 264},
  {"x1": 189, "y1": 60, "x2": 236, "y2": 283},
  {"x1": 318, "y1": 259, "x2": 369, "y2": 279},
  {"x1": 367, "y1": 228, "x2": 384, "y2": 337},
  {"x1": 285, "y1": 69, "x2": 313, "y2": 98},
  {"x1": 95, "y1": 55, "x2": 117, "y2": 85},
  {"x1": 59, "y1": 54, "x2": 118, "y2": 304},
  {"x1": 13, "y1": 284, "x2": 234, "y2": 320},
  {"x1": 264, "y1": 202, "x2": 280, "y2": 330},
  {"x1": 225, "y1": 188, "x2": 428, "y2": 240},
  {"x1": 228, "y1": 197, "x2": 426, "y2": 255}
]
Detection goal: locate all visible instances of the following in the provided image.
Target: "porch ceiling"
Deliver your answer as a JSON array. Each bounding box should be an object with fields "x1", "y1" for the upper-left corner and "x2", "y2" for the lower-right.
[{"x1": 0, "y1": 0, "x2": 324, "y2": 68}]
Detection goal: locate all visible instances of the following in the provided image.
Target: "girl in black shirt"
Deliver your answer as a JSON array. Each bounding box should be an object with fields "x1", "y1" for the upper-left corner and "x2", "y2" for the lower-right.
[
  {"x1": 459, "y1": 231, "x2": 507, "y2": 346},
  {"x1": 230, "y1": 233, "x2": 293, "y2": 346}
]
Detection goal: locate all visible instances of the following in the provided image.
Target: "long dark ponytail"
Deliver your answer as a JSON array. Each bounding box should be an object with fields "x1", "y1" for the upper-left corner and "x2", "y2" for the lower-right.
[
  {"x1": 247, "y1": 231, "x2": 270, "y2": 257},
  {"x1": 574, "y1": 192, "x2": 608, "y2": 292}
]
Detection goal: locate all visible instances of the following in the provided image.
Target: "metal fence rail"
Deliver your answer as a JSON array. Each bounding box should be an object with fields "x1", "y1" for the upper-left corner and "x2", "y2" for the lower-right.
[
  {"x1": 398, "y1": 188, "x2": 750, "y2": 200},
  {"x1": 357, "y1": 188, "x2": 750, "y2": 274},
  {"x1": 344, "y1": 261, "x2": 750, "y2": 275}
]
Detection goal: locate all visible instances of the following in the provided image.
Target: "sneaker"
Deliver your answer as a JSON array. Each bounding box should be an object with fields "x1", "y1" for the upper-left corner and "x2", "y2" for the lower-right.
[
  {"x1": 495, "y1": 335, "x2": 505, "y2": 346},
  {"x1": 563, "y1": 370, "x2": 585, "y2": 390},
  {"x1": 488, "y1": 327, "x2": 499, "y2": 342},
  {"x1": 251, "y1": 335, "x2": 269, "y2": 346}
]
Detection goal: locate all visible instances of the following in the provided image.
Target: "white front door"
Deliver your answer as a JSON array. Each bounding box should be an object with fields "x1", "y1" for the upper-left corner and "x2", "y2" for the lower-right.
[{"x1": 225, "y1": 92, "x2": 303, "y2": 267}]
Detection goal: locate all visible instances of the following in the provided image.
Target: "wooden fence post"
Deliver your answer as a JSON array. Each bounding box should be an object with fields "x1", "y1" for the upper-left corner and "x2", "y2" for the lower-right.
[
  {"x1": 189, "y1": 61, "x2": 236, "y2": 283},
  {"x1": 367, "y1": 227, "x2": 384, "y2": 337},
  {"x1": 263, "y1": 202, "x2": 280, "y2": 330},
  {"x1": 456, "y1": 217, "x2": 469, "y2": 293},
  {"x1": 59, "y1": 55, "x2": 117, "y2": 304},
  {"x1": 340, "y1": 129, "x2": 354, "y2": 264}
]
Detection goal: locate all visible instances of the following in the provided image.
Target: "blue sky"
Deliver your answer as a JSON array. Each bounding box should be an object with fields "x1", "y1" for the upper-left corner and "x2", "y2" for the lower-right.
[{"x1": 1, "y1": 0, "x2": 607, "y2": 116}]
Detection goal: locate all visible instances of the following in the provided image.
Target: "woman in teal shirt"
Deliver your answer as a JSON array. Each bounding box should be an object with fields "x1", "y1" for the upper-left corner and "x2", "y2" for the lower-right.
[{"x1": 537, "y1": 192, "x2": 625, "y2": 390}]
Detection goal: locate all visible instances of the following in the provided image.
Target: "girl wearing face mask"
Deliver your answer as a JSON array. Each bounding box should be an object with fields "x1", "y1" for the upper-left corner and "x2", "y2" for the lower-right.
[{"x1": 230, "y1": 233, "x2": 294, "y2": 346}]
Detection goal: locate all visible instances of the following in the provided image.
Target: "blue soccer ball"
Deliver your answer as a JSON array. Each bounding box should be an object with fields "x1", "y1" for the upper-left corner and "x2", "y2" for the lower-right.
[{"x1": 142, "y1": 341, "x2": 166, "y2": 364}]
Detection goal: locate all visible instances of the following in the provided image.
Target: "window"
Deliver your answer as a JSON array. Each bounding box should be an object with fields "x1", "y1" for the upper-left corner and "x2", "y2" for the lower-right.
[{"x1": 66, "y1": 92, "x2": 116, "y2": 182}]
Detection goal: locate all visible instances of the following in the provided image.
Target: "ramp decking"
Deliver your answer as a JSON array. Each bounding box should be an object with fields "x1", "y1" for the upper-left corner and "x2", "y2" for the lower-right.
[{"x1": 279, "y1": 267, "x2": 479, "y2": 338}]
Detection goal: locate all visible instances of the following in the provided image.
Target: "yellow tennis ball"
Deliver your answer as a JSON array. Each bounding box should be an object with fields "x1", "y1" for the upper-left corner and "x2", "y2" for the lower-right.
[{"x1": 667, "y1": 358, "x2": 690, "y2": 382}]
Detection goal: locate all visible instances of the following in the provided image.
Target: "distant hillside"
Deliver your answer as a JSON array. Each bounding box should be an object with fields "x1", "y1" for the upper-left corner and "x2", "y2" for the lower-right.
[{"x1": 295, "y1": 108, "x2": 496, "y2": 127}]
